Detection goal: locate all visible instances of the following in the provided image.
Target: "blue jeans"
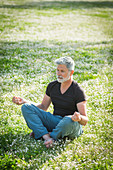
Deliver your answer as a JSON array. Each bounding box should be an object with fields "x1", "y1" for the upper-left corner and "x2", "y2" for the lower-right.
[{"x1": 21, "y1": 103, "x2": 83, "y2": 140}]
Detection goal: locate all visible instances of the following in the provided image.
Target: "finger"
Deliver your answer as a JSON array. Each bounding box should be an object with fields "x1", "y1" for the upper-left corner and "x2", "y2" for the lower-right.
[
  {"x1": 18, "y1": 100, "x2": 22, "y2": 104},
  {"x1": 74, "y1": 112, "x2": 78, "y2": 117},
  {"x1": 74, "y1": 112, "x2": 79, "y2": 115},
  {"x1": 72, "y1": 116, "x2": 76, "y2": 121},
  {"x1": 13, "y1": 97, "x2": 19, "y2": 104},
  {"x1": 12, "y1": 97, "x2": 16, "y2": 103},
  {"x1": 12, "y1": 96, "x2": 15, "y2": 101},
  {"x1": 13, "y1": 96, "x2": 18, "y2": 101}
]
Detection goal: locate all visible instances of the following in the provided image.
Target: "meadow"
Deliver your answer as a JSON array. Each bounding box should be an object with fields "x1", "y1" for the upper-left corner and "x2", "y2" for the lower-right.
[{"x1": 0, "y1": 0, "x2": 113, "y2": 169}]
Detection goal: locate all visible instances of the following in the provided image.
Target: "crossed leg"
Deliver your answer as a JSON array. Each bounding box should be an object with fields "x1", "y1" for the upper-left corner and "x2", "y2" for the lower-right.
[{"x1": 21, "y1": 103, "x2": 83, "y2": 148}]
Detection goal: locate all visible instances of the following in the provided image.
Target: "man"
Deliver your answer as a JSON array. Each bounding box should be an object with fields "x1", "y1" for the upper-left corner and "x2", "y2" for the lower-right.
[{"x1": 12, "y1": 57, "x2": 88, "y2": 148}]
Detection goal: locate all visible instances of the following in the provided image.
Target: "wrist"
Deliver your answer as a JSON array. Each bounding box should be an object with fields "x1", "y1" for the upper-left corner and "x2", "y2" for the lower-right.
[{"x1": 22, "y1": 100, "x2": 27, "y2": 104}]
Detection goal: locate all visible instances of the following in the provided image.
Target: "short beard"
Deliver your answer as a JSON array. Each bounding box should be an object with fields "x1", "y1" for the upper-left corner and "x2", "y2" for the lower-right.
[{"x1": 57, "y1": 72, "x2": 71, "y2": 83}]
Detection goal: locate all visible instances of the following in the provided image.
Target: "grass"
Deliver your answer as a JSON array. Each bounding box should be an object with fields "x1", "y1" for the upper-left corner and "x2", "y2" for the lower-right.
[{"x1": 0, "y1": 0, "x2": 113, "y2": 169}]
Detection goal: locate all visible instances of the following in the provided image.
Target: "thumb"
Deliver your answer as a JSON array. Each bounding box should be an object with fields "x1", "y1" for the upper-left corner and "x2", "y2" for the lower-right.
[{"x1": 74, "y1": 112, "x2": 79, "y2": 116}]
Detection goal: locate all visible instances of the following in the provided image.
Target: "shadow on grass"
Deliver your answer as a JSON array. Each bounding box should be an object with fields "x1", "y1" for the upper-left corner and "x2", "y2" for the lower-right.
[
  {"x1": 0, "y1": 1, "x2": 113, "y2": 9},
  {"x1": 0, "y1": 130, "x2": 70, "y2": 169}
]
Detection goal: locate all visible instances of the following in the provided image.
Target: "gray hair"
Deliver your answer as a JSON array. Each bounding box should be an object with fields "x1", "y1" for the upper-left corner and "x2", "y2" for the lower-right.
[{"x1": 55, "y1": 57, "x2": 75, "y2": 71}]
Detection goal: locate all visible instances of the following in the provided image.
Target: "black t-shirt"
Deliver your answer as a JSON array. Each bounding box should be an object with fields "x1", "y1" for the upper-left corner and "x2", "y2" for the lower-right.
[{"x1": 46, "y1": 80, "x2": 86, "y2": 117}]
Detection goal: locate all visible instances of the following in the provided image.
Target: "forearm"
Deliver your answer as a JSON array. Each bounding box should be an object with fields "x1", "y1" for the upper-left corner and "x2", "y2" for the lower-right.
[
  {"x1": 76, "y1": 101, "x2": 88, "y2": 126},
  {"x1": 36, "y1": 103, "x2": 47, "y2": 111},
  {"x1": 22, "y1": 100, "x2": 45, "y2": 111},
  {"x1": 12, "y1": 95, "x2": 50, "y2": 111},
  {"x1": 22, "y1": 99, "x2": 36, "y2": 105}
]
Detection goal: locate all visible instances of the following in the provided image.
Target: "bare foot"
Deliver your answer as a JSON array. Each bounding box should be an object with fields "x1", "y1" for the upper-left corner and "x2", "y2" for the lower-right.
[
  {"x1": 43, "y1": 134, "x2": 54, "y2": 148},
  {"x1": 44, "y1": 138, "x2": 54, "y2": 148},
  {"x1": 29, "y1": 132, "x2": 35, "y2": 138}
]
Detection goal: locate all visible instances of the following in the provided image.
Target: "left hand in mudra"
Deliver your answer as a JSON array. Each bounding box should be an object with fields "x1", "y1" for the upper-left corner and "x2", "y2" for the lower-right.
[{"x1": 71, "y1": 112, "x2": 81, "y2": 122}]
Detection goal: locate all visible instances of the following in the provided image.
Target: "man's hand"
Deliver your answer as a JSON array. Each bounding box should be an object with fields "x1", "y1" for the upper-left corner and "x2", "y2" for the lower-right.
[
  {"x1": 71, "y1": 112, "x2": 82, "y2": 122},
  {"x1": 12, "y1": 96, "x2": 26, "y2": 105}
]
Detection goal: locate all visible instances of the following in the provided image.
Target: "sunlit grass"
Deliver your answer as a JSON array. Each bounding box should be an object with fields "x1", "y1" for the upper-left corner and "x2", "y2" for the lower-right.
[
  {"x1": 0, "y1": 0, "x2": 113, "y2": 169},
  {"x1": 0, "y1": 0, "x2": 113, "y2": 42}
]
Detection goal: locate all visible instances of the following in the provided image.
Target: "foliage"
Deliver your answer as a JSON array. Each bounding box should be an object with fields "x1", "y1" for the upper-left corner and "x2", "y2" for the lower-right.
[{"x1": 0, "y1": 0, "x2": 113, "y2": 169}]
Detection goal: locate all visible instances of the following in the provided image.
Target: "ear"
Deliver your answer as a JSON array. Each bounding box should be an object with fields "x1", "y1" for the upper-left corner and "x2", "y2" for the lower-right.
[{"x1": 70, "y1": 70, "x2": 74, "y2": 76}]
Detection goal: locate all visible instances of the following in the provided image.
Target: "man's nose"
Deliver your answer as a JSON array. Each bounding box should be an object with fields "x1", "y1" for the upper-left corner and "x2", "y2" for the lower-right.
[
  {"x1": 57, "y1": 71, "x2": 60, "y2": 75},
  {"x1": 57, "y1": 71, "x2": 62, "y2": 76}
]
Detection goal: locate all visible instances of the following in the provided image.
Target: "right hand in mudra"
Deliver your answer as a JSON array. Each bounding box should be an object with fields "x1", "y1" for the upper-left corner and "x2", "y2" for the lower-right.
[{"x1": 12, "y1": 96, "x2": 26, "y2": 105}]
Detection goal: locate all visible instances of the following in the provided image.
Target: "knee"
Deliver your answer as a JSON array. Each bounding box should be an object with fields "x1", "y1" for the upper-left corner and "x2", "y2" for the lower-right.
[
  {"x1": 61, "y1": 117, "x2": 73, "y2": 128},
  {"x1": 62, "y1": 117, "x2": 81, "y2": 137},
  {"x1": 21, "y1": 103, "x2": 31, "y2": 114},
  {"x1": 61, "y1": 117, "x2": 80, "y2": 131}
]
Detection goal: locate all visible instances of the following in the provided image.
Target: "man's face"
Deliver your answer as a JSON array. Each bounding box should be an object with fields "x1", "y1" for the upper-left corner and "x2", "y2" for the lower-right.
[{"x1": 56, "y1": 64, "x2": 71, "y2": 83}]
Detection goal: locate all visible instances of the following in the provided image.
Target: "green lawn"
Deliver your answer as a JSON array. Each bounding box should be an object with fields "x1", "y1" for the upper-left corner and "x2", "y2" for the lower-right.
[{"x1": 0, "y1": 0, "x2": 113, "y2": 169}]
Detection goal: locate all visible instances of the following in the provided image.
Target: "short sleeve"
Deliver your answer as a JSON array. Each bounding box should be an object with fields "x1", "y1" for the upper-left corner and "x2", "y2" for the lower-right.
[
  {"x1": 46, "y1": 83, "x2": 51, "y2": 96},
  {"x1": 75, "y1": 86, "x2": 86, "y2": 104}
]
